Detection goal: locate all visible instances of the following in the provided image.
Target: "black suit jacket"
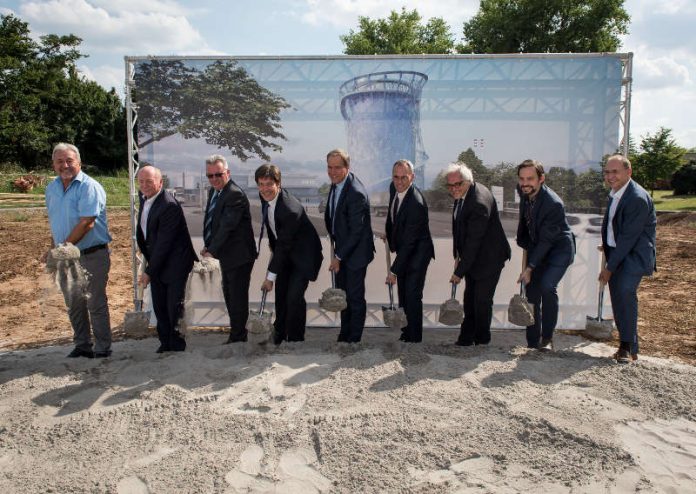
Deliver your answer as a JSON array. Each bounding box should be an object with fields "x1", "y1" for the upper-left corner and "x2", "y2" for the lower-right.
[
  {"x1": 265, "y1": 189, "x2": 323, "y2": 281},
  {"x1": 385, "y1": 183, "x2": 434, "y2": 276},
  {"x1": 136, "y1": 189, "x2": 197, "y2": 282},
  {"x1": 516, "y1": 184, "x2": 575, "y2": 268},
  {"x1": 453, "y1": 182, "x2": 511, "y2": 279},
  {"x1": 323, "y1": 172, "x2": 375, "y2": 270},
  {"x1": 204, "y1": 180, "x2": 256, "y2": 270}
]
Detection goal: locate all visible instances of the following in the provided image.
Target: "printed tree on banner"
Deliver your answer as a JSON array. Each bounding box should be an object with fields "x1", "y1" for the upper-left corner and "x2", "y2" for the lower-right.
[{"x1": 134, "y1": 59, "x2": 290, "y2": 161}]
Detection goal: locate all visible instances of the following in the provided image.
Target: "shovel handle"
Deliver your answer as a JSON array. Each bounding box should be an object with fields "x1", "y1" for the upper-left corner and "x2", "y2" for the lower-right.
[
  {"x1": 597, "y1": 250, "x2": 607, "y2": 318},
  {"x1": 329, "y1": 239, "x2": 337, "y2": 288},
  {"x1": 259, "y1": 288, "x2": 268, "y2": 314},
  {"x1": 450, "y1": 282, "x2": 457, "y2": 299},
  {"x1": 385, "y1": 244, "x2": 393, "y2": 274},
  {"x1": 388, "y1": 283, "x2": 395, "y2": 309}
]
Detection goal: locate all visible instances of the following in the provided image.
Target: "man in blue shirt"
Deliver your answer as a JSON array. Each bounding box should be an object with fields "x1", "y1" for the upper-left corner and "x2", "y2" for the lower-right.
[{"x1": 45, "y1": 143, "x2": 113, "y2": 358}]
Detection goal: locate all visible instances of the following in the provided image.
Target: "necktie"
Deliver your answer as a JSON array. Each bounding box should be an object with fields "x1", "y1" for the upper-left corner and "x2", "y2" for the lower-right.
[
  {"x1": 453, "y1": 199, "x2": 461, "y2": 219},
  {"x1": 328, "y1": 184, "x2": 337, "y2": 234},
  {"x1": 393, "y1": 195, "x2": 400, "y2": 222},
  {"x1": 204, "y1": 190, "x2": 218, "y2": 246},
  {"x1": 525, "y1": 199, "x2": 535, "y2": 243},
  {"x1": 257, "y1": 201, "x2": 268, "y2": 256}
]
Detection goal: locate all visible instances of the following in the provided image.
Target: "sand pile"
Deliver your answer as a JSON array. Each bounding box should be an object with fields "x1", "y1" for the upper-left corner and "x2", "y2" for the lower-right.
[{"x1": 1, "y1": 328, "x2": 695, "y2": 493}]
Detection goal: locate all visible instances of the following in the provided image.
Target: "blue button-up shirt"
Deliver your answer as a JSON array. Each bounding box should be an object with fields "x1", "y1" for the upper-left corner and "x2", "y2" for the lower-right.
[{"x1": 45, "y1": 171, "x2": 112, "y2": 250}]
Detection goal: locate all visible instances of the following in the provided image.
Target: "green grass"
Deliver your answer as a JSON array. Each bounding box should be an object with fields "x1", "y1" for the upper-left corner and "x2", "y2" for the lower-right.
[
  {"x1": 0, "y1": 172, "x2": 132, "y2": 208},
  {"x1": 652, "y1": 190, "x2": 696, "y2": 211}
]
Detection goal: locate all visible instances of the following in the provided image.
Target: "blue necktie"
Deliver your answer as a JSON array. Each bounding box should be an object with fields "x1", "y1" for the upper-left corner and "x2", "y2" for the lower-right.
[
  {"x1": 204, "y1": 191, "x2": 218, "y2": 246},
  {"x1": 329, "y1": 184, "x2": 337, "y2": 234}
]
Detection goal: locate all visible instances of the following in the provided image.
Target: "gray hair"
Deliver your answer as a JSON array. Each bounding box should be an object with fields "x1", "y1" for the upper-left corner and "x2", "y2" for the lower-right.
[
  {"x1": 52, "y1": 143, "x2": 81, "y2": 163},
  {"x1": 445, "y1": 162, "x2": 473, "y2": 183},
  {"x1": 136, "y1": 163, "x2": 162, "y2": 179},
  {"x1": 326, "y1": 148, "x2": 350, "y2": 167},
  {"x1": 393, "y1": 159, "x2": 414, "y2": 173},
  {"x1": 606, "y1": 154, "x2": 631, "y2": 169},
  {"x1": 205, "y1": 154, "x2": 228, "y2": 169}
]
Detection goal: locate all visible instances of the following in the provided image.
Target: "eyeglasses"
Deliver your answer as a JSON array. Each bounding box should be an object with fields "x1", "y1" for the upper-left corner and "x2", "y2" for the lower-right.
[
  {"x1": 446, "y1": 181, "x2": 464, "y2": 188},
  {"x1": 206, "y1": 172, "x2": 225, "y2": 179}
]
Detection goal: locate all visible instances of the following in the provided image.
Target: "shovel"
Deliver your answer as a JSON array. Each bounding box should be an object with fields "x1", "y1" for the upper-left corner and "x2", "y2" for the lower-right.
[
  {"x1": 438, "y1": 282, "x2": 464, "y2": 326},
  {"x1": 584, "y1": 251, "x2": 614, "y2": 339},
  {"x1": 508, "y1": 249, "x2": 535, "y2": 327},
  {"x1": 123, "y1": 254, "x2": 151, "y2": 334},
  {"x1": 382, "y1": 247, "x2": 407, "y2": 330},
  {"x1": 246, "y1": 288, "x2": 273, "y2": 342},
  {"x1": 319, "y1": 241, "x2": 347, "y2": 312}
]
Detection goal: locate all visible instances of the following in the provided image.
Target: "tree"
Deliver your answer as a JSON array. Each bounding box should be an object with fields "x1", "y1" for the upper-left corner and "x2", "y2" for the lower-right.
[
  {"x1": 457, "y1": 147, "x2": 492, "y2": 185},
  {"x1": 0, "y1": 14, "x2": 126, "y2": 170},
  {"x1": 461, "y1": 0, "x2": 630, "y2": 53},
  {"x1": 632, "y1": 127, "x2": 685, "y2": 196},
  {"x1": 672, "y1": 163, "x2": 696, "y2": 195},
  {"x1": 341, "y1": 8, "x2": 458, "y2": 55},
  {"x1": 134, "y1": 59, "x2": 290, "y2": 162}
]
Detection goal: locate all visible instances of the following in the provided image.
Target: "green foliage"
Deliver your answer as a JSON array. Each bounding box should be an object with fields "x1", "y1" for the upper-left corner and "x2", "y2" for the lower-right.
[
  {"x1": 134, "y1": 59, "x2": 290, "y2": 162},
  {"x1": 462, "y1": 0, "x2": 630, "y2": 53},
  {"x1": 0, "y1": 14, "x2": 126, "y2": 171},
  {"x1": 672, "y1": 163, "x2": 696, "y2": 195},
  {"x1": 457, "y1": 148, "x2": 492, "y2": 185},
  {"x1": 652, "y1": 190, "x2": 696, "y2": 211},
  {"x1": 632, "y1": 127, "x2": 685, "y2": 196},
  {"x1": 341, "y1": 8, "x2": 457, "y2": 55}
]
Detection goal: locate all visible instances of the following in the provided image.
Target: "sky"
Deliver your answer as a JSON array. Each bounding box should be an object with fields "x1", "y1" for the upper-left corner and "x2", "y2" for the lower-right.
[{"x1": 2, "y1": 0, "x2": 695, "y2": 150}]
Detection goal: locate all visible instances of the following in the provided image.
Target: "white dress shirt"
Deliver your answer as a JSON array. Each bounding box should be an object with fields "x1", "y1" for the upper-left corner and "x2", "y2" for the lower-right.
[
  {"x1": 607, "y1": 179, "x2": 630, "y2": 248},
  {"x1": 140, "y1": 189, "x2": 162, "y2": 240},
  {"x1": 265, "y1": 191, "x2": 280, "y2": 281}
]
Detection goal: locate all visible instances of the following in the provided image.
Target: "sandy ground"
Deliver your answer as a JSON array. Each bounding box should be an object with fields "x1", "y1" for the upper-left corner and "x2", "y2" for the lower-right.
[{"x1": 1, "y1": 209, "x2": 695, "y2": 492}]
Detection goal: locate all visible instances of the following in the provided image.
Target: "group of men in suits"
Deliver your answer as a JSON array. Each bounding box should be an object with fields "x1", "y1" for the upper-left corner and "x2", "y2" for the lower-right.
[{"x1": 133, "y1": 148, "x2": 655, "y2": 364}]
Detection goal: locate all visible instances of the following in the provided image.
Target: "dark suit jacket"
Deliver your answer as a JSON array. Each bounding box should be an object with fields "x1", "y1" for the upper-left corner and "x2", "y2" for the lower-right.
[
  {"x1": 265, "y1": 189, "x2": 323, "y2": 281},
  {"x1": 204, "y1": 180, "x2": 256, "y2": 270},
  {"x1": 386, "y1": 183, "x2": 434, "y2": 276},
  {"x1": 453, "y1": 182, "x2": 511, "y2": 279},
  {"x1": 516, "y1": 184, "x2": 575, "y2": 268},
  {"x1": 323, "y1": 172, "x2": 375, "y2": 270},
  {"x1": 136, "y1": 189, "x2": 197, "y2": 282},
  {"x1": 601, "y1": 179, "x2": 656, "y2": 276}
]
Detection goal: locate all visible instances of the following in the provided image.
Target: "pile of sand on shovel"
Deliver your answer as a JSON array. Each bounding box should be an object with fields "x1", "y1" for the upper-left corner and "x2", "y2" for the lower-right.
[
  {"x1": 319, "y1": 288, "x2": 347, "y2": 312},
  {"x1": 438, "y1": 297, "x2": 463, "y2": 326},
  {"x1": 383, "y1": 307, "x2": 407, "y2": 330},
  {"x1": 45, "y1": 243, "x2": 89, "y2": 304}
]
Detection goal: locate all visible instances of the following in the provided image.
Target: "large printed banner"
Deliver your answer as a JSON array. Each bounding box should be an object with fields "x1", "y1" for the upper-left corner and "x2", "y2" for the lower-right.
[{"x1": 130, "y1": 55, "x2": 625, "y2": 329}]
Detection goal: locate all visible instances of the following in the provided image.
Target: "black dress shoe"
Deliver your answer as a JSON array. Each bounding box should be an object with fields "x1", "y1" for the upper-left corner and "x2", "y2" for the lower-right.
[
  {"x1": 539, "y1": 338, "x2": 554, "y2": 352},
  {"x1": 94, "y1": 350, "x2": 112, "y2": 358},
  {"x1": 455, "y1": 340, "x2": 474, "y2": 347},
  {"x1": 67, "y1": 347, "x2": 94, "y2": 358},
  {"x1": 156, "y1": 345, "x2": 169, "y2": 354}
]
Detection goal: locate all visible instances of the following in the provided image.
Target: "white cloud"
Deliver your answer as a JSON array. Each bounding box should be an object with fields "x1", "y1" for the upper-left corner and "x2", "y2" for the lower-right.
[
  {"x1": 78, "y1": 63, "x2": 124, "y2": 92},
  {"x1": 296, "y1": 0, "x2": 478, "y2": 31},
  {"x1": 1, "y1": 7, "x2": 16, "y2": 15},
  {"x1": 632, "y1": 50, "x2": 692, "y2": 90},
  {"x1": 20, "y1": 0, "x2": 212, "y2": 54}
]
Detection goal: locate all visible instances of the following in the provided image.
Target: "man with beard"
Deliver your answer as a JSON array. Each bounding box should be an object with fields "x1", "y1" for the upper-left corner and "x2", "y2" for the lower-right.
[{"x1": 516, "y1": 159, "x2": 575, "y2": 351}]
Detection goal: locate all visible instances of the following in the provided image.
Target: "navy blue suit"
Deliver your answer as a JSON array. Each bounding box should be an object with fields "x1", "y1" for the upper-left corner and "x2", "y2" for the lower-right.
[
  {"x1": 601, "y1": 179, "x2": 656, "y2": 354},
  {"x1": 204, "y1": 180, "x2": 256, "y2": 341},
  {"x1": 516, "y1": 184, "x2": 575, "y2": 347},
  {"x1": 264, "y1": 189, "x2": 323, "y2": 342},
  {"x1": 324, "y1": 172, "x2": 375, "y2": 342},
  {"x1": 386, "y1": 183, "x2": 434, "y2": 342},
  {"x1": 453, "y1": 182, "x2": 511, "y2": 345},
  {"x1": 137, "y1": 190, "x2": 197, "y2": 351}
]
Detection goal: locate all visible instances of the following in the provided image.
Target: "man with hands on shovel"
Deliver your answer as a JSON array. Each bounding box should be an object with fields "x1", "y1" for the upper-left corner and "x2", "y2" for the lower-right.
[
  {"x1": 447, "y1": 163, "x2": 511, "y2": 347},
  {"x1": 45, "y1": 143, "x2": 113, "y2": 359},
  {"x1": 136, "y1": 165, "x2": 197, "y2": 353},
  {"x1": 516, "y1": 160, "x2": 575, "y2": 351},
  {"x1": 385, "y1": 159, "x2": 434, "y2": 343},
  {"x1": 324, "y1": 149, "x2": 375, "y2": 343},
  {"x1": 600, "y1": 155, "x2": 656, "y2": 363},
  {"x1": 255, "y1": 164, "x2": 323, "y2": 345}
]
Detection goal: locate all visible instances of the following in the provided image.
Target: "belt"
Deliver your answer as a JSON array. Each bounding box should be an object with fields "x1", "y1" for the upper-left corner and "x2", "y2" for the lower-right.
[{"x1": 80, "y1": 244, "x2": 107, "y2": 255}]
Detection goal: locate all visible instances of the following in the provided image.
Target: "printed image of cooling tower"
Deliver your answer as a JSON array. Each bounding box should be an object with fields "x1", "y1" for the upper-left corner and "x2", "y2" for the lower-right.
[{"x1": 339, "y1": 71, "x2": 429, "y2": 193}]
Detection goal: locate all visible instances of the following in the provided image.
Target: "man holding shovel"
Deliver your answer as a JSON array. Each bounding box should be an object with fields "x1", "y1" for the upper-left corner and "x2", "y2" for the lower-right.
[
  {"x1": 324, "y1": 149, "x2": 375, "y2": 343},
  {"x1": 385, "y1": 159, "x2": 434, "y2": 343},
  {"x1": 448, "y1": 163, "x2": 511, "y2": 346},
  {"x1": 136, "y1": 165, "x2": 197, "y2": 353},
  {"x1": 516, "y1": 159, "x2": 575, "y2": 351},
  {"x1": 255, "y1": 164, "x2": 323, "y2": 344},
  {"x1": 201, "y1": 155, "x2": 257, "y2": 344},
  {"x1": 45, "y1": 143, "x2": 113, "y2": 359},
  {"x1": 600, "y1": 155, "x2": 656, "y2": 363}
]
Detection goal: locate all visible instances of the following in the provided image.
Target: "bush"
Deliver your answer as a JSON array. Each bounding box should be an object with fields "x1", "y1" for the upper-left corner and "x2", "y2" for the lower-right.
[{"x1": 671, "y1": 163, "x2": 696, "y2": 195}]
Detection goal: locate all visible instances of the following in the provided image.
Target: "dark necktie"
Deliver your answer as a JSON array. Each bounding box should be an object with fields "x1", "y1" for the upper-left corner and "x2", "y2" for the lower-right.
[
  {"x1": 204, "y1": 191, "x2": 218, "y2": 246},
  {"x1": 328, "y1": 184, "x2": 337, "y2": 233},
  {"x1": 392, "y1": 195, "x2": 400, "y2": 222},
  {"x1": 257, "y1": 201, "x2": 268, "y2": 256},
  {"x1": 525, "y1": 199, "x2": 535, "y2": 243}
]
